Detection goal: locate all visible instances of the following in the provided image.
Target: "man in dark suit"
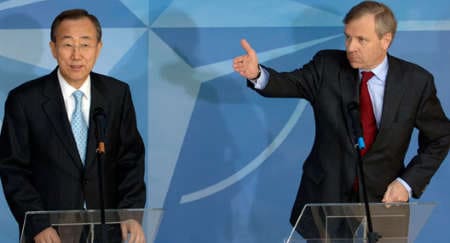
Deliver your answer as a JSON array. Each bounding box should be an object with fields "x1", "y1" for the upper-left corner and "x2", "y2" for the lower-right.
[
  {"x1": 233, "y1": 1, "x2": 450, "y2": 240},
  {"x1": 0, "y1": 9, "x2": 146, "y2": 243}
]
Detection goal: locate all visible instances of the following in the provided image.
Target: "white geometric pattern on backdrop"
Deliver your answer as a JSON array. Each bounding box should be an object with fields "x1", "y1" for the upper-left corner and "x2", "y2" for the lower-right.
[
  {"x1": 0, "y1": 0, "x2": 448, "y2": 211},
  {"x1": 147, "y1": 3, "x2": 450, "y2": 243},
  {"x1": 147, "y1": 0, "x2": 346, "y2": 210},
  {"x1": 146, "y1": 0, "x2": 450, "y2": 209},
  {"x1": 0, "y1": 0, "x2": 46, "y2": 10},
  {"x1": 0, "y1": 1, "x2": 449, "y2": 242},
  {"x1": 146, "y1": 2, "x2": 450, "y2": 242}
]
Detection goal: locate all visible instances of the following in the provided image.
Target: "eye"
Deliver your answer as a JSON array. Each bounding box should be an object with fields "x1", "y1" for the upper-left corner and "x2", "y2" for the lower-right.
[{"x1": 358, "y1": 37, "x2": 367, "y2": 44}]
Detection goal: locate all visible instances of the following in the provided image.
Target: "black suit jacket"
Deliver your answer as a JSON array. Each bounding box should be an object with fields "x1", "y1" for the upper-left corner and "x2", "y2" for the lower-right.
[
  {"x1": 250, "y1": 50, "x2": 450, "y2": 230},
  {"x1": 0, "y1": 68, "x2": 146, "y2": 238}
]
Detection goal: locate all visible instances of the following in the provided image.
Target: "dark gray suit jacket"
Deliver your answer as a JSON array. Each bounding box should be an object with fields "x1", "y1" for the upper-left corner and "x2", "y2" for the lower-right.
[
  {"x1": 0, "y1": 68, "x2": 146, "y2": 238},
  {"x1": 250, "y1": 50, "x2": 450, "y2": 229}
]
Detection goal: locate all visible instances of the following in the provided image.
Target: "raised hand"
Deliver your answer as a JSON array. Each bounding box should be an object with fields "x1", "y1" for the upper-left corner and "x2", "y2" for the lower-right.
[{"x1": 233, "y1": 39, "x2": 260, "y2": 80}]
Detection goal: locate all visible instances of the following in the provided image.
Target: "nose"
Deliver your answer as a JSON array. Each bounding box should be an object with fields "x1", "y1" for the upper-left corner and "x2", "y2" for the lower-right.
[
  {"x1": 346, "y1": 38, "x2": 357, "y2": 53},
  {"x1": 71, "y1": 46, "x2": 82, "y2": 59}
]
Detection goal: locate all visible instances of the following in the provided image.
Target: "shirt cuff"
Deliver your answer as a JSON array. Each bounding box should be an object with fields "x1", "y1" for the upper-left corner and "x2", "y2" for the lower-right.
[
  {"x1": 396, "y1": 177, "x2": 412, "y2": 198},
  {"x1": 249, "y1": 66, "x2": 269, "y2": 90}
]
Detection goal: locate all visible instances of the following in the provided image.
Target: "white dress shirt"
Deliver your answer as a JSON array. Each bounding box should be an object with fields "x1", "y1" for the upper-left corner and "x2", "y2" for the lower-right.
[
  {"x1": 57, "y1": 69, "x2": 91, "y2": 126},
  {"x1": 57, "y1": 69, "x2": 91, "y2": 209}
]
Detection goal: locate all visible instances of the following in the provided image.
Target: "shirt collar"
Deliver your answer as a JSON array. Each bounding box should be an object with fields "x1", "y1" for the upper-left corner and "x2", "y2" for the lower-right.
[
  {"x1": 57, "y1": 68, "x2": 91, "y2": 100},
  {"x1": 359, "y1": 55, "x2": 389, "y2": 83}
]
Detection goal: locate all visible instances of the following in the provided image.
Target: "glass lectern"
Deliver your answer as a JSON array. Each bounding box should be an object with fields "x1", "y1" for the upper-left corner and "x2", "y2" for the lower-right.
[
  {"x1": 21, "y1": 208, "x2": 163, "y2": 243},
  {"x1": 285, "y1": 202, "x2": 435, "y2": 243}
]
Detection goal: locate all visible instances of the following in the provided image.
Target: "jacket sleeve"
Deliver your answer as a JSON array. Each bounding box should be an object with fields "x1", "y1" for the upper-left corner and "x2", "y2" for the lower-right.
[
  {"x1": 248, "y1": 50, "x2": 330, "y2": 104},
  {"x1": 401, "y1": 75, "x2": 450, "y2": 198},
  {"x1": 115, "y1": 86, "x2": 146, "y2": 209},
  {"x1": 0, "y1": 91, "x2": 50, "y2": 238}
]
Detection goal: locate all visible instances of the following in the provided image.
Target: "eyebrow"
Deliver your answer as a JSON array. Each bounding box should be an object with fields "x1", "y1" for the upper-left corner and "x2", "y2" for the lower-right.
[
  {"x1": 61, "y1": 35, "x2": 94, "y2": 40},
  {"x1": 343, "y1": 32, "x2": 366, "y2": 39}
]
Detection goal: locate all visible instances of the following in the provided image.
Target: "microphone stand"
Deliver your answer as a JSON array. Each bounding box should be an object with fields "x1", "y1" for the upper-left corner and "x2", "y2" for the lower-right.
[
  {"x1": 94, "y1": 107, "x2": 107, "y2": 243},
  {"x1": 348, "y1": 102, "x2": 380, "y2": 243},
  {"x1": 96, "y1": 142, "x2": 107, "y2": 243},
  {"x1": 355, "y1": 140, "x2": 380, "y2": 243}
]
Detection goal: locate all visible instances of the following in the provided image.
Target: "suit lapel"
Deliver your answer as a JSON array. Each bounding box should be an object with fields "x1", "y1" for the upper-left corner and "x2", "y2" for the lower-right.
[
  {"x1": 41, "y1": 70, "x2": 83, "y2": 169},
  {"x1": 84, "y1": 74, "x2": 109, "y2": 169},
  {"x1": 339, "y1": 65, "x2": 359, "y2": 147},
  {"x1": 378, "y1": 55, "x2": 407, "y2": 129}
]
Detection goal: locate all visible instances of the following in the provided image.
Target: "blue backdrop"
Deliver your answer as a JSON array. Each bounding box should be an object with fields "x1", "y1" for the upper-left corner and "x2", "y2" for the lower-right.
[{"x1": 0, "y1": 0, "x2": 449, "y2": 242}]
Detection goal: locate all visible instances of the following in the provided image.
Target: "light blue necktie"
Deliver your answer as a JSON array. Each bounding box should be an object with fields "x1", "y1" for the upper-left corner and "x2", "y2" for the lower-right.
[{"x1": 71, "y1": 90, "x2": 88, "y2": 165}]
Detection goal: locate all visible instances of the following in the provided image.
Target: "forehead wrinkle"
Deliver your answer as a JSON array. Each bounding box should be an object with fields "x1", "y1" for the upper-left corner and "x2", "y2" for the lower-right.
[{"x1": 345, "y1": 25, "x2": 371, "y2": 39}]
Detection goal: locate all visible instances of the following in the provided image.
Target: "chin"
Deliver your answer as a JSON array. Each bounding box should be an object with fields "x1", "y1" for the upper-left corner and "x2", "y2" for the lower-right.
[
  {"x1": 347, "y1": 57, "x2": 359, "y2": 68},
  {"x1": 349, "y1": 62, "x2": 360, "y2": 69}
]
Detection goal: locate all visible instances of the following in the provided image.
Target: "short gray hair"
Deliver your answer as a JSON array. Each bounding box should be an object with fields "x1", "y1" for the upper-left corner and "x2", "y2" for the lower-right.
[
  {"x1": 50, "y1": 9, "x2": 102, "y2": 42},
  {"x1": 343, "y1": 1, "x2": 397, "y2": 40}
]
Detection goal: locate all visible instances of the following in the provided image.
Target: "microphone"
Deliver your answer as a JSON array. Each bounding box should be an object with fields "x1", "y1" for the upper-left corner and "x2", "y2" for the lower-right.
[
  {"x1": 94, "y1": 107, "x2": 106, "y2": 154},
  {"x1": 347, "y1": 102, "x2": 365, "y2": 150}
]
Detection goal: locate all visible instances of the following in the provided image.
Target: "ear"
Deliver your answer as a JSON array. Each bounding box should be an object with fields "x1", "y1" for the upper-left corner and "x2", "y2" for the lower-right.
[
  {"x1": 381, "y1": 32, "x2": 393, "y2": 50},
  {"x1": 95, "y1": 41, "x2": 103, "y2": 58},
  {"x1": 49, "y1": 41, "x2": 57, "y2": 59}
]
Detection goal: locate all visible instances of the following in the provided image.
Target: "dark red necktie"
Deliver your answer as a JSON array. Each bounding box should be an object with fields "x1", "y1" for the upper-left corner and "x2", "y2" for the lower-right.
[
  {"x1": 359, "y1": 71, "x2": 377, "y2": 156},
  {"x1": 353, "y1": 71, "x2": 377, "y2": 193}
]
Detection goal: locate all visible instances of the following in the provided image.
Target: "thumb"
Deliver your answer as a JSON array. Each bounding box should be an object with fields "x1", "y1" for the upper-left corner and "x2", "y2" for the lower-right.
[
  {"x1": 240, "y1": 39, "x2": 255, "y2": 56},
  {"x1": 121, "y1": 222, "x2": 128, "y2": 241},
  {"x1": 382, "y1": 186, "x2": 391, "y2": 203}
]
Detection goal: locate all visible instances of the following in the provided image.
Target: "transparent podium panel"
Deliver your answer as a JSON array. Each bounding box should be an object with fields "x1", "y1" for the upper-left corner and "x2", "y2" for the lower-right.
[
  {"x1": 285, "y1": 202, "x2": 435, "y2": 243},
  {"x1": 20, "y1": 208, "x2": 163, "y2": 243}
]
